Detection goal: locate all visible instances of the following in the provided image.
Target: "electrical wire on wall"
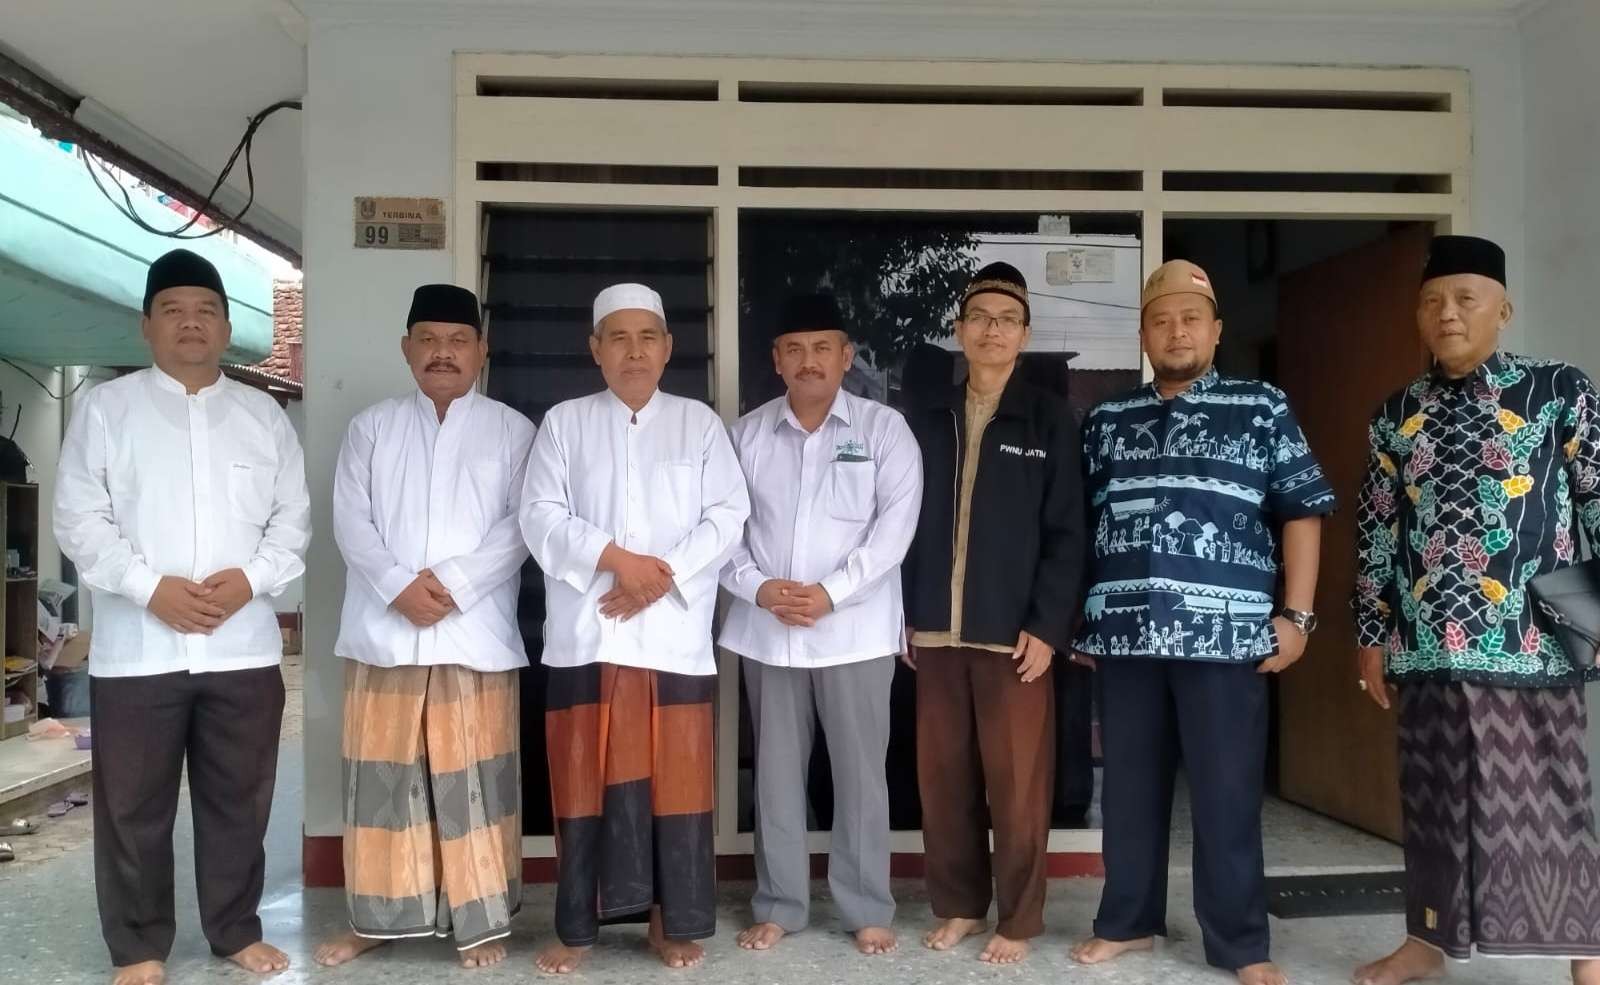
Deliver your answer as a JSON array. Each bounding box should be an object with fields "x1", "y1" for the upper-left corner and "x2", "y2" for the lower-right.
[
  {"x1": 79, "y1": 99, "x2": 302, "y2": 241},
  {"x1": 1, "y1": 360, "x2": 87, "y2": 402}
]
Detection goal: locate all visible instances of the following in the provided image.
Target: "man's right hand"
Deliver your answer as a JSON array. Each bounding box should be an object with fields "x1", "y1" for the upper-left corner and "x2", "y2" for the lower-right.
[
  {"x1": 901, "y1": 626, "x2": 917, "y2": 670},
  {"x1": 601, "y1": 545, "x2": 675, "y2": 602},
  {"x1": 148, "y1": 576, "x2": 226, "y2": 635},
  {"x1": 757, "y1": 579, "x2": 812, "y2": 626},
  {"x1": 392, "y1": 573, "x2": 455, "y2": 628},
  {"x1": 1358, "y1": 645, "x2": 1393, "y2": 709}
]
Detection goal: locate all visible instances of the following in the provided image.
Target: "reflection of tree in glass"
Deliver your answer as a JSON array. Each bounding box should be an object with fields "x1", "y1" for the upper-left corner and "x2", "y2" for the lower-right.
[{"x1": 738, "y1": 213, "x2": 981, "y2": 408}]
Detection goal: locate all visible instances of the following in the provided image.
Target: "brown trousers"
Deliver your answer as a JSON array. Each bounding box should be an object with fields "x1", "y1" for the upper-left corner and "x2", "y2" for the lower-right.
[{"x1": 915, "y1": 646, "x2": 1056, "y2": 939}]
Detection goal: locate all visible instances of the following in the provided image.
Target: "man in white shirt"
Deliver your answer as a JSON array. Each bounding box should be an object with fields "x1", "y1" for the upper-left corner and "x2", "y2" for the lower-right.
[
  {"x1": 313, "y1": 284, "x2": 536, "y2": 971},
  {"x1": 721, "y1": 293, "x2": 922, "y2": 957},
  {"x1": 521, "y1": 283, "x2": 749, "y2": 975},
  {"x1": 54, "y1": 249, "x2": 311, "y2": 985}
]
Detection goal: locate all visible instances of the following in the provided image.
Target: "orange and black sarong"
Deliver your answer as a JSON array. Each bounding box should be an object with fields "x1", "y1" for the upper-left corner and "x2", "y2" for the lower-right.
[
  {"x1": 544, "y1": 663, "x2": 717, "y2": 947},
  {"x1": 340, "y1": 661, "x2": 522, "y2": 949}
]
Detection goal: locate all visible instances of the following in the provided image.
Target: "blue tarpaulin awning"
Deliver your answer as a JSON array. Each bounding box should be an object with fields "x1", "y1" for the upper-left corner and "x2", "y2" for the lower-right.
[{"x1": 0, "y1": 118, "x2": 273, "y2": 367}]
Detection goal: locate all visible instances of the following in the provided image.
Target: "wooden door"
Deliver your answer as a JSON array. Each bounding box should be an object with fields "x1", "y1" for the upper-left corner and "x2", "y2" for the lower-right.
[{"x1": 1274, "y1": 223, "x2": 1433, "y2": 841}]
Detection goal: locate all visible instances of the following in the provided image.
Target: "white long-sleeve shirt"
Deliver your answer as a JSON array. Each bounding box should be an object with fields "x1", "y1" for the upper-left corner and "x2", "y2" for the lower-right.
[
  {"x1": 520, "y1": 389, "x2": 750, "y2": 677},
  {"x1": 333, "y1": 389, "x2": 536, "y2": 672},
  {"x1": 720, "y1": 390, "x2": 922, "y2": 668},
  {"x1": 53, "y1": 368, "x2": 311, "y2": 678}
]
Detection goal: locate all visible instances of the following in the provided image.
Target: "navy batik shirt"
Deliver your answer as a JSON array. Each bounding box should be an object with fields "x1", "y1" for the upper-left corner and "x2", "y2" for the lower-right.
[{"x1": 1076, "y1": 369, "x2": 1337, "y2": 662}]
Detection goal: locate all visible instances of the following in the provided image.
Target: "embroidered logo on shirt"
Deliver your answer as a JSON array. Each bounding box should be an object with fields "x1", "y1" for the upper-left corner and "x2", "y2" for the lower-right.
[
  {"x1": 834, "y1": 438, "x2": 870, "y2": 463},
  {"x1": 999, "y1": 443, "x2": 1047, "y2": 459}
]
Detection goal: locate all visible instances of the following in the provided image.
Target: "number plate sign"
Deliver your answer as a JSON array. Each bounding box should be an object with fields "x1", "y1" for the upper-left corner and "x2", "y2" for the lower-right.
[{"x1": 353, "y1": 196, "x2": 446, "y2": 250}]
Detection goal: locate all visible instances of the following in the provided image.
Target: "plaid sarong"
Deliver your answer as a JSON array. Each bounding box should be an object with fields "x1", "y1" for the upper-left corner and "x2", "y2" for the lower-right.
[
  {"x1": 545, "y1": 663, "x2": 717, "y2": 947},
  {"x1": 340, "y1": 660, "x2": 522, "y2": 949}
]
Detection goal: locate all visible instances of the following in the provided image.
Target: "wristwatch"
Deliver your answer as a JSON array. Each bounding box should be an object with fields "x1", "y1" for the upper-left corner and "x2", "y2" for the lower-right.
[{"x1": 1279, "y1": 608, "x2": 1319, "y2": 635}]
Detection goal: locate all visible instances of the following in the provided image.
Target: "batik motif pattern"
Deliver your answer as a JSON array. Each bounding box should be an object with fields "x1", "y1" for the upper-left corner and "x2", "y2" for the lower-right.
[
  {"x1": 1077, "y1": 370, "x2": 1336, "y2": 662},
  {"x1": 1354, "y1": 352, "x2": 1600, "y2": 686},
  {"x1": 1398, "y1": 681, "x2": 1600, "y2": 959}
]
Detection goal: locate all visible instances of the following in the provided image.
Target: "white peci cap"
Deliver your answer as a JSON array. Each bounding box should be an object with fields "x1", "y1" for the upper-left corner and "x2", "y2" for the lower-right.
[{"x1": 592, "y1": 283, "x2": 666, "y2": 331}]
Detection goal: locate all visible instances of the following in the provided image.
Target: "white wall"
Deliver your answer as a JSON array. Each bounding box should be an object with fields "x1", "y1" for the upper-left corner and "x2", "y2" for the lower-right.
[
  {"x1": 0, "y1": 360, "x2": 69, "y2": 585},
  {"x1": 275, "y1": 397, "x2": 307, "y2": 616},
  {"x1": 300, "y1": 0, "x2": 1532, "y2": 835},
  {"x1": 1519, "y1": 0, "x2": 1600, "y2": 369}
]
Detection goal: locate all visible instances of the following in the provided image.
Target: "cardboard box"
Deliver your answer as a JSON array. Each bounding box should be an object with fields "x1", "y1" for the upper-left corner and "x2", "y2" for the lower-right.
[{"x1": 54, "y1": 631, "x2": 90, "y2": 670}]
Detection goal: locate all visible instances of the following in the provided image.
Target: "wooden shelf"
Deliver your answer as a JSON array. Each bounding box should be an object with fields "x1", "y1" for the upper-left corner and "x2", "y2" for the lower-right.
[{"x1": 2, "y1": 483, "x2": 40, "y2": 740}]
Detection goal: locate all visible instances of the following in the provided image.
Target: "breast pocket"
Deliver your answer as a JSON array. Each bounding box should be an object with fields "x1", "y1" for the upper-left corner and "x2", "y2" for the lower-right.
[
  {"x1": 653, "y1": 461, "x2": 701, "y2": 537},
  {"x1": 827, "y1": 460, "x2": 876, "y2": 523},
  {"x1": 467, "y1": 457, "x2": 510, "y2": 516},
  {"x1": 227, "y1": 459, "x2": 274, "y2": 527}
]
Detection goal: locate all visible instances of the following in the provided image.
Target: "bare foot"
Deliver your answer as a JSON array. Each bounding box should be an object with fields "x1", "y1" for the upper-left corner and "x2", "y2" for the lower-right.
[
  {"x1": 313, "y1": 932, "x2": 384, "y2": 967},
  {"x1": 534, "y1": 943, "x2": 589, "y2": 975},
  {"x1": 978, "y1": 933, "x2": 1029, "y2": 964},
  {"x1": 855, "y1": 926, "x2": 897, "y2": 956},
  {"x1": 648, "y1": 907, "x2": 706, "y2": 969},
  {"x1": 1352, "y1": 939, "x2": 1445, "y2": 985},
  {"x1": 1576, "y1": 958, "x2": 1600, "y2": 985},
  {"x1": 653, "y1": 939, "x2": 705, "y2": 969},
  {"x1": 461, "y1": 940, "x2": 508, "y2": 968},
  {"x1": 1071, "y1": 936, "x2": 1155, "y2": 964},
  {"x1": 1239, "y1": 961, "x2": 1288, "y2": 985},
  {"x1": 737, "y1": 922, "x2": 787, "y2": 950},
  {"x1": 111, "y1": 961, "x2": 165, "y2": 985},
  {"x1": 226, "y1": 941, "x2": 290, "y2": 974},
  {"x1": 923, "y1": 917, "x2": 987, "y2": 951}
]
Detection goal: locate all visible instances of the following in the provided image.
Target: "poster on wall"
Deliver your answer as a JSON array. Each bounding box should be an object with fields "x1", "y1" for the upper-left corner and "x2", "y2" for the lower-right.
[{"x1": 353, "y1": 196, "x2": 446, "y2": 249}]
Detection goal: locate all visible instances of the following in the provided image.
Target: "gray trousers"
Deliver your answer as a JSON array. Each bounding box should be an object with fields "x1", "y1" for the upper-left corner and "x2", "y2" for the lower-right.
[{"x1": 744, "y1": 656, "x2": 896, "y2": 933}]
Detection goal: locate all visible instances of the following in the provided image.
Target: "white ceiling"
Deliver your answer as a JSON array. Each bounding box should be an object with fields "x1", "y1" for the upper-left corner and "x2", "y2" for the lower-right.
[
  {"x1": 0, "y1": 0, "x2": 1541, "y2": 263},
  {"x1": 3, "y1": 0, "x2": 307, "y2": 256}
]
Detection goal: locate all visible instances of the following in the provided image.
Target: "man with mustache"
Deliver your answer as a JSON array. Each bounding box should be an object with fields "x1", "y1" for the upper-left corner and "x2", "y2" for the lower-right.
[
  {"x1": 316, "y1": 284, "x2": 535, "y2": 971},
  {"x1": 1351, "y1": 235, "x2": 1600, "y2": 985},
  {"x1": 1070, "y1": 260, "x2": 1334, "y2": 985},
  {"x1": 55, "y1": 249, "x2": 311, "y2": 985},
  {"x1": 721, "y1": 293, "x2": 922, "y2": 957},
  {"x1": 521, "y1": 283, "x2": 749, "y2": 974}
]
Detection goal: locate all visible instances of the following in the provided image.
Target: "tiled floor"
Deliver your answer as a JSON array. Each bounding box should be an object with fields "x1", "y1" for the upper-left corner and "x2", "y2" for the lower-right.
[{"x1": 1, "y1": 730, "x2": 1573, "y2": 985}]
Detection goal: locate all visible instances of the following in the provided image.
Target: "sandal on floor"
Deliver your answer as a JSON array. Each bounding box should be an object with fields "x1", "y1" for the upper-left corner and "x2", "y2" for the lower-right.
[
  {"x1": 46, "y1": 801, "x2": 72, "y2": 818},
  {"x1": 6, "y1": 818, "x2": 37, "y2": 835},
  {"x1": 0, "y1": 841, "x2": 14, "y2": 862},
  {"x1": 65, "y1": 790, "x2": 88, "y2": 807}
]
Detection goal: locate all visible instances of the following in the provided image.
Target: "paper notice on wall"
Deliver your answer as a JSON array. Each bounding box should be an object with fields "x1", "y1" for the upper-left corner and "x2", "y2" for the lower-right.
[
  {"x1": 1045, "y1": 247, "x2": 1115, "y2": 285},
  {"x1": 353, "y1": 197, "x2": 446, "y2": 250}
]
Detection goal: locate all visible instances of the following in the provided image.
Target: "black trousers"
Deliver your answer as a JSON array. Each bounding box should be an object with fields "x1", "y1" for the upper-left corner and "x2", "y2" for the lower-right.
[
  {"x1": 90, "y1": 666, "x2": 285, "y2": 966},
  {"x1": 1094, "y1": 658, "x2": 1269, "y2": 971}
]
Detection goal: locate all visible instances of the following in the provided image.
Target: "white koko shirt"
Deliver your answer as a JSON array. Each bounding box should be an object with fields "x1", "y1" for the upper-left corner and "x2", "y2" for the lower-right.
[
  {"x1": 720, "y1": 390, "x2": 922, "y2": 668},
  {"x1": 520, "y1": 389, "x2": 750, "y2": 677},
  {"x1": 333, "y1": 389, "x2": 536, "y2": 672},
  {"x1": 54, "y1": 368, "x2": 311, "y2": 678}
]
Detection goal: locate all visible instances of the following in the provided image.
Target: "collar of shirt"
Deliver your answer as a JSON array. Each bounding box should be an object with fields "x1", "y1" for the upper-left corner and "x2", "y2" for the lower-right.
[
  {"x1": 412, "y1": 386, "x2": 479, "y2": 434},
  {"x1": 606, "y1": 387, "x2": 663, "y2": 426},
  {"x1": 150, "y1": 365, "x2": 227, "y2": 398},
  {"x1": 775, "y1": 389, "x2": 852, "y2": 435},
  {"x1": 1422, "y1": 349, "x2": 1508, "y2": 399},
  {"x1": 1146, "y1": 365, "x2": 1221, "y2": 399}
]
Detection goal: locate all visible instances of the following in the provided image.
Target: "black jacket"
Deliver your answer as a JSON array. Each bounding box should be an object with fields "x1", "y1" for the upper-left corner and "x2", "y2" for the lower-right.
[{"x1": 904, "y1": 374, "x2": 1087, "y2": 652}]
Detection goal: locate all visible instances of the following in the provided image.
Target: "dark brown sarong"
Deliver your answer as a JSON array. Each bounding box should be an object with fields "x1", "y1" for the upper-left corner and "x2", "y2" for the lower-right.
[
  {"x1": 1398, "y1": 680, "x2": 1600, "y2": 959},
  {"x1": 545, "y1": 663, "x2": 717, "y2": 947}
]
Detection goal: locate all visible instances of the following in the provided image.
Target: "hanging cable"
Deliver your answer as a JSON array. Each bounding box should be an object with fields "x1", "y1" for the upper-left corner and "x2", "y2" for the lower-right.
[
  {"x1": 1, "y1": 360, "x2": 87, "y2": 401},
  {"x1": 79, "y1": 99, "x2": 302, "y2": 241}
]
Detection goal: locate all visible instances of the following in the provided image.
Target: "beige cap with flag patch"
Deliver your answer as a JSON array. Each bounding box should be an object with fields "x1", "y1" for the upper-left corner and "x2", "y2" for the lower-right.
[{"x1": 1141, "y1": 259, "x2": 1218, "y2": 312}]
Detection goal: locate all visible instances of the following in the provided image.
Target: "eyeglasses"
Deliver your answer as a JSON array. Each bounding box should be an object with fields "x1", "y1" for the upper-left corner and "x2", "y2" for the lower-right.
[{"x1": 961, "y1": 311, "x2": 1026, "y2": 332}]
